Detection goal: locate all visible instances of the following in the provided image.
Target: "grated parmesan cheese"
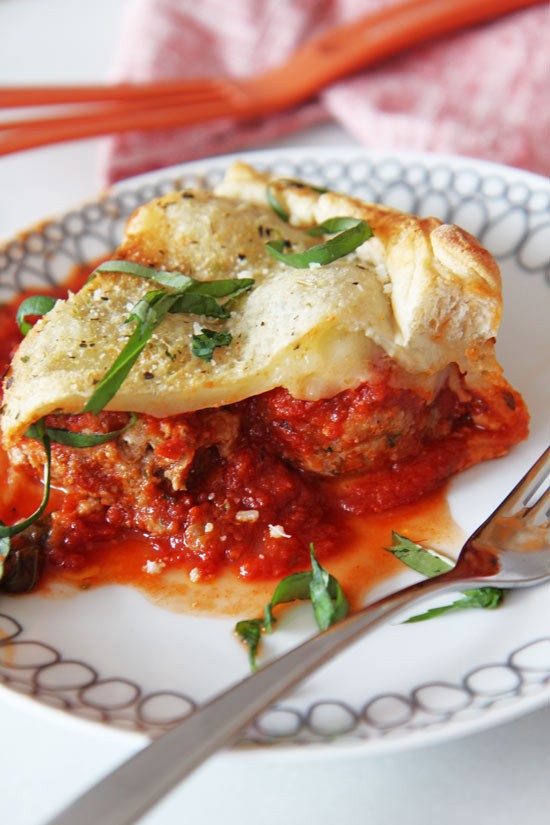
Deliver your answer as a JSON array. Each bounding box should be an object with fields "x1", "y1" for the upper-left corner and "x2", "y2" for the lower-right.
[
  {"x1": 142, "y1": 559, "x2": 166, "y2": 575},
  {"x1": 268, "y1": 524, "x2": 291, "y2": 539},
  {"x1": 235, "y1": 509, "x2": 260, "y2": 523}
]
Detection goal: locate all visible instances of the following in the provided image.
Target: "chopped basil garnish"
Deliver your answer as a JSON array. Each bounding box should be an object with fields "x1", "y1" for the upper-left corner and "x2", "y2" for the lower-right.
[
  {"x1": 175, "y1": 293, "x2": 230, "y2": 319},
  {"x1": 93, "y1": 260, "x2": 254, "y2": 300},
  {"x1": 191, "y1": 328, "x2": 232, "y2": 361},
  {"x1": 94, "y1": 260, "x2": 193, "y2": 292},
  {"x1": 82, "y1": 261, "x2": 253, "y2": 414},
  {"x1": 83, "y1": 289, "x2": 183, "y2": 414},
  {"x1": 15, "y1": 262, "x2": 253, "y2": 418},
  {"x1": 16, "y1": 295, "x2": 58, "y2": 335},
  {"x1": 185, "y1": 279, "x2": 255, "y2": 299},
  {"x1": 26, "y1": 413, "x2": 137, "y2": 448},
  {"x1": 309, "y1": 546, "x2": 349, "y2": 631},
  {"x1": 234, "y1": 620, "x2": 263, "y2": 667},
  {"x1": 172, "y1": 279, "x2": 255, "y2": 319},
  {"x1": 265, "y1": 179, "x2": 329, "y2": 223},
  {"x1": 0, "y1": 420, "x2": 51, "y2": 583},
  {"x1": 403, "y1": 586, "x2": 504, "y2": 622},
  {"x1": 265, "y1": 184, "x2": 290, "y2": 222},
  {"x1": 265, "y1": 217, "x2": 372, "y2": 269},
  {"x1": 235, "y1": 545, "x2": 349, "y2": 670},
  {"x1": 387, "y1": 532, "x2": 504, "y2": 622},
  {"x1": 387, "y1": 532, "x2": 451, "y2": 578},
  {"x1": 262, "y1": 570, "x2": 314, "y2": 633}
]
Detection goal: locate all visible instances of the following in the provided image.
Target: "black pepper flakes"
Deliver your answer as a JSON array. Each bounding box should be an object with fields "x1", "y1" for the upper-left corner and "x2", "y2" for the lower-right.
[{"x1": 257, "y1": 224, "x2": 273, "y2": 239}]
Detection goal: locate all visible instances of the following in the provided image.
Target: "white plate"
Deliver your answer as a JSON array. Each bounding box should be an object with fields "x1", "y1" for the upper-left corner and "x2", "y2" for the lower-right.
[{"x1": 0, "y1": 148, "x2": 549, "y2": 754}]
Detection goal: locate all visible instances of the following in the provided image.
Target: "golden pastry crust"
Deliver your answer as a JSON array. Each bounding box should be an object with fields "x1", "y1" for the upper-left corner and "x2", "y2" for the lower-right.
[
  {"x1": 1, "y1": 162, "x2": 505, "y2": 445},
  {"x1": 216, "y1": 161, "x2": 502, "y2": 348}
]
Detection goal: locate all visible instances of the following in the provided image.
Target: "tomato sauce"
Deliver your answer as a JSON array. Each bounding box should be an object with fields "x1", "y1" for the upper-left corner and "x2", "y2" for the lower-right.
[
  {"x1": 42, "y1": 488, "x2": 460, "y2": 618},
  {"x1": 0, "y1": 260, "x2": 522, "y2": 616}
]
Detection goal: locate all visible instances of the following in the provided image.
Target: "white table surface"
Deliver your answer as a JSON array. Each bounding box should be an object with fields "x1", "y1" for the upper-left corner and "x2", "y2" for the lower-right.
[{"x1": 1, "y1": 2, "x2": 549, "y2": 823}]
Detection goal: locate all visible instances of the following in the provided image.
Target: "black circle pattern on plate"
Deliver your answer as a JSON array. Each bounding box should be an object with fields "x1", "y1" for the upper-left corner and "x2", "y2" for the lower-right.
[
  {"x1": 0, "y1": 625, "x2": 546, "y2": 743},
  {"x1": 0, "y1": 154, "x2": 548, "y2": 746}
]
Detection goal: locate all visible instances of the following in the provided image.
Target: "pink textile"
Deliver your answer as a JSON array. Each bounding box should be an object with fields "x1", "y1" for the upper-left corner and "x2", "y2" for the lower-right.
[{"x1": 100, "y1": 0, "x2": 550, "y2": 183}]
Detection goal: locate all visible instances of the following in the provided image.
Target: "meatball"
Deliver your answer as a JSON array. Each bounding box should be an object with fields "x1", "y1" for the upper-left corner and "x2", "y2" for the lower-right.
[
  {"x1": 247, "y1": 377, "x2": 468, "y2": 476},
  {"x1": 10, "y1": 408, "x2": 240, "y2": 535}
]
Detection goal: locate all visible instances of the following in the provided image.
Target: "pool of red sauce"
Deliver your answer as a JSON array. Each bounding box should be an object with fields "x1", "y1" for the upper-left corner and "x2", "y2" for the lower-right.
[{"x1": 0, "y1": 262, "x2": 464, "y2": 617}]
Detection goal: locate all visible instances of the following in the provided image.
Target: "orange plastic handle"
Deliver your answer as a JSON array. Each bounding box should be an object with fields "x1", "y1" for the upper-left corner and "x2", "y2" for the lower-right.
[{"x1": 269, "y1": 0, "x2": 542, "y2": 98}]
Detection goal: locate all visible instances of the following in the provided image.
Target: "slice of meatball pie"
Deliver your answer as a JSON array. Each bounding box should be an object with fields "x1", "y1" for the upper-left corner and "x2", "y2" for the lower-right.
[{"x1": 1, "y1": 162, "x2": 529, "y2": 554}]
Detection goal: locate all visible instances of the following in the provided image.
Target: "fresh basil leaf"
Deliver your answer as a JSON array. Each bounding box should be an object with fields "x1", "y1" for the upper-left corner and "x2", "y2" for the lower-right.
[
  {"x1": 309, "y1": 544, "x2": 349, "y2": 630},
  {"x1": 94, "y1": 261, "x2": 254, "y2": 302},
  {"x1": 16, "y1": 295, "x2": 58, "y2": 336},
  {"x1": 387, "y1": 532, "x2": 452, "y2": 577},
  {"x1": 235, "y1": 571, "x2": 313, "y2": 669},
  {"x1": 0, "y1": 421, "x2": 51, "y2": 543},
  {"x1": 83, "y1": 290, "x2": 182, "y2": 415},
  {"x1": 387, "y1": 532, "x2": 504, "y2": 622},
  {"x1": 265, "y1": 218, "x2": 372, "y2": 268},
  {"x1": 265, "y1": 180, "x2": 330, "y2": 223},
  {"x1": 404, "y1": 603, "x2": 460, "y2": 623},
  {"x1": 127, "y1": 288, "x2": 176, "y2": 327},
  {"x1": 84, "y1": 266, "x2": 253, "y2": 412},
  {"x1": 94, "y1": 260, "x2": 193, "y2": 292},
  {"x1": 26, "y1": 413, "x2": 137, "y2": 448},
  {"x1": 405, "y1": 587, "x2": 504, "y2": 623},
  {"x1": 235, "y1": 619, "x2": 263, "y2": 671},
  {"x1": 263, "y1": 570, "x2": 314, "y2": 632},
  {"x1": 265, "y1": 183, "x2": 290, "y2": 222},
  {"x1": 303, "y1": 216, "x2": 366, "y2": 238},
  {"x1": 169, "y1": 279, "x2": 254, "y2": 319},
  {"x1": 462, "y1": 586, "x2": 504, "y2": 609},
  {"x1": 186, "y1": 278, "x2": 255, "y2": 299},
  {"x1": 170, "y1": 292, "x2": 231, "y2": 319},
  {"x1": 235, "y1": 546, "x2": 349, "y2": 669},
  {"x1": 191, "y1": 328, "x2": 232, "y2": 361}
]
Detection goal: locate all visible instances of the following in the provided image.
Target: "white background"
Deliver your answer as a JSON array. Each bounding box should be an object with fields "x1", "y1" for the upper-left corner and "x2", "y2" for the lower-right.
[{"x1": 1, "y1": 1, "x2": 549, "y2": 823}]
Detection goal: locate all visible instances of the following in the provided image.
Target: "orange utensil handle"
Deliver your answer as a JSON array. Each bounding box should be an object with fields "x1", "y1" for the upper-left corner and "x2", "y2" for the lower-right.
[{"x1": 268, "y1": 0, "x2": 542, "y2": 100}]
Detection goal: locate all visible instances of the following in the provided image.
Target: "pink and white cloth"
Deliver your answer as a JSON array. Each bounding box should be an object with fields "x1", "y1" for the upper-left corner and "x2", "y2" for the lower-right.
[{"x1": 100, "y1": 0, "x2": 550, "y2": 184}]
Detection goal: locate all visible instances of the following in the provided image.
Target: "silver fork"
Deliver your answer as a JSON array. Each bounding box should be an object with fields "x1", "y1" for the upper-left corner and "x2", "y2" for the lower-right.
[{"x1": 46, "y1": 447, "x2": 550, "y2": 825}]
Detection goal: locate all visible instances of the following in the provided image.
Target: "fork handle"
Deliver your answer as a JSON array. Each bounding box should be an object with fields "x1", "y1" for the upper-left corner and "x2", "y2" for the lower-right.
[
  {"x1": 44, "y1": 570, "x2": 480, "y2": 825},
  {"x1": 263, "y1": 0, "x2": 541, "y2": 101}
]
